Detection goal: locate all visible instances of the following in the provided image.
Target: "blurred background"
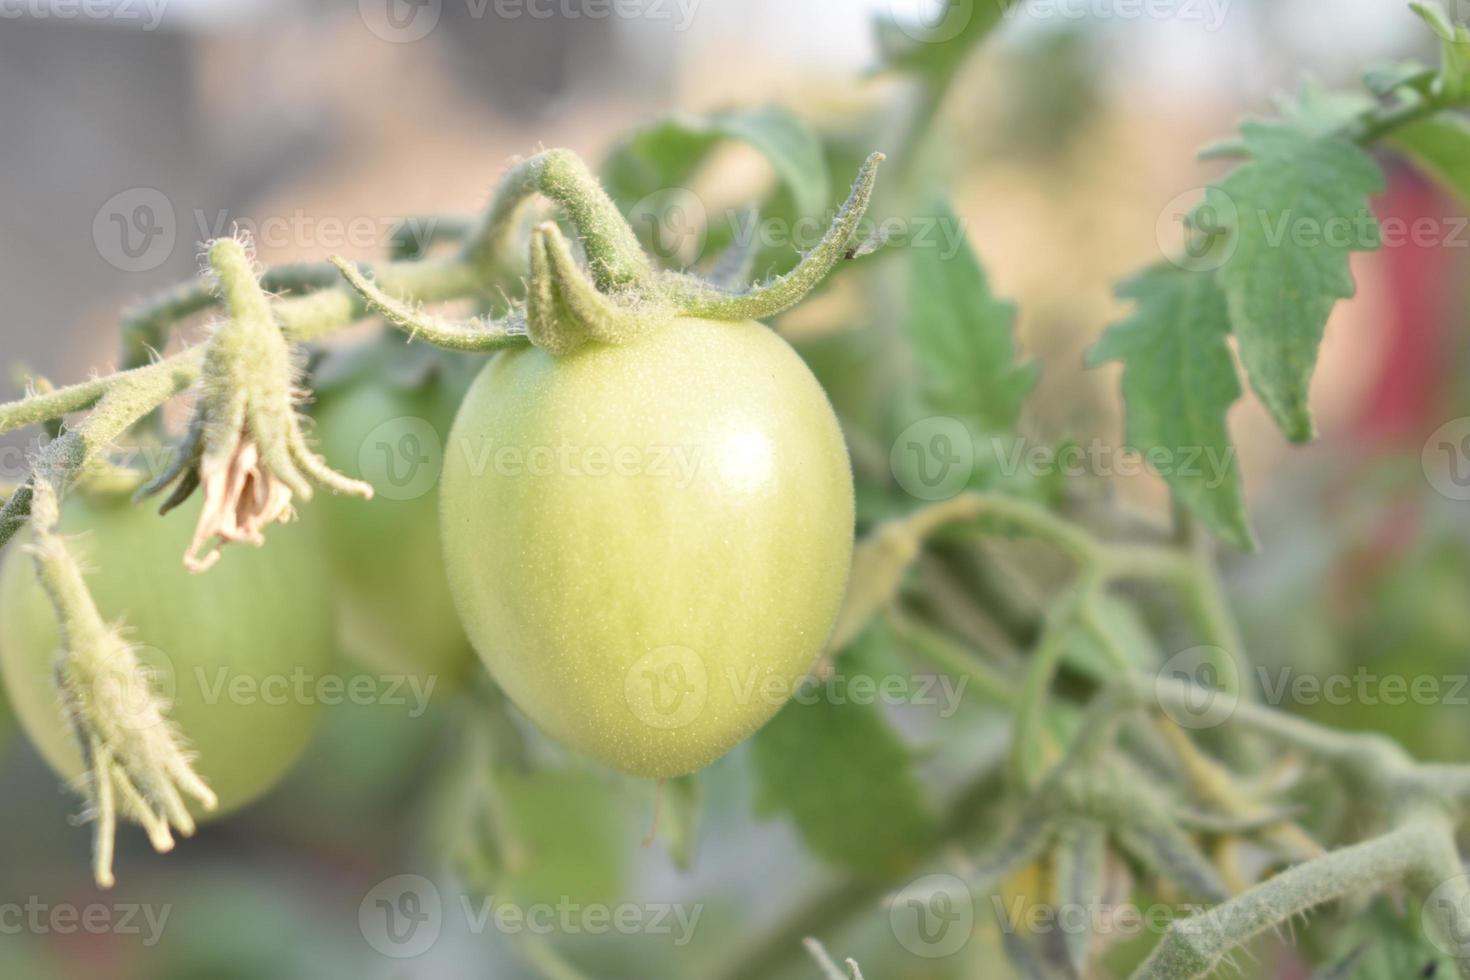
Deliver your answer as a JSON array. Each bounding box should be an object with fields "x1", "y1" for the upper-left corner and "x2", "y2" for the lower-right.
[{"x1": 2, "y1": 1, "x2": 1469, "y2": 977}]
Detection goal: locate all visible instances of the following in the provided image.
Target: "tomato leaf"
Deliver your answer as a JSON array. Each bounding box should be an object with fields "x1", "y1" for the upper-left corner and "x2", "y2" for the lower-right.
[
  {"x1": 750, "y1": 626, "x2": 936, "y2": 878},
  {"x1": 1391, "y1": 112, "x2": 1470, "y2": 210},
  {"x1": 1205, "y1": 122, "x2": 1383, "y2": 443},
  {"x1": 600, "y1": 105, "x2": 829, "y2": 271},
  {"x1": 908, "y1": 196, "x2": 1038, "y2": 433},
  {"x1": 1088, "y1": 265, "x2": 1252, "y2": 550}
]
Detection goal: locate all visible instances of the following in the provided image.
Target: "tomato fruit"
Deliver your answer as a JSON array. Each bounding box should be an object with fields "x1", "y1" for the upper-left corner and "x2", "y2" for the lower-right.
[
  {"x1": 0, "y1": 490, "x2": 334, "y2": 814},
  {"x1": 440, "y1": 316, "x2": 854, "y2": 778},
  {"x1": 310, "y1": 336, "x2": 478, "y2": 690}
]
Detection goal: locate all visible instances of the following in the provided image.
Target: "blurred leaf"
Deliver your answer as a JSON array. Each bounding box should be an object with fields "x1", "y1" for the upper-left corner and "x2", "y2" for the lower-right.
[
  {"x1": 1362, "y1": 60, "x2": 1435, "y2": 97},
  {"x1": 751, "y1": 624, "x2": 936, "y2": 877},
  {"x1": 1316, "y1": 898, "x2": 1454, "y2": 978},
  {"x1": 908, "y1": 196, "x2": 1037, "y2": 432},
  {"x1": 601, "y1": 106, "x2": 828, "y2": 273},
  {"x1": 1205, "y1": 123, "x2": 1384, "y2": 443},
  {"x1": 1392, "y1": 112, "x2": 1470, "y2": 210},
  {"x1": 1064, "y1": 595, "x2": 1163, "y2": 681},
  {"x1": 875, "y1": 0, "x2": 1010, "y2": 78},
  {"x1": 604, "y1": 106, "x2": 827, "y2": 217},
  {"x1": 1051, "y1": 819, "x2": 1108, "y2": 976},
  {"x1": 1088, "y1": 265, "x2": 1252, "y2": 549},
  {"x1": 495, "y1": 767, "x2": 629, "y2": 907},
  {"x1": 1272, "y1": 80, "x2": 1376, "y2": 138},
  {"x1": 662, "y1": 774, "x2": 704, "y2": 871}
]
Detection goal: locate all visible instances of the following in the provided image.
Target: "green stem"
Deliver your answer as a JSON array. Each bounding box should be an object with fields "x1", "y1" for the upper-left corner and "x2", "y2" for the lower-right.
[
  {"x1": 460, "y1": 148, "x2": 652, "y2": 291},
  {"x1": 1130, "y1": 811, "x2": 1459, "y2": 980}
]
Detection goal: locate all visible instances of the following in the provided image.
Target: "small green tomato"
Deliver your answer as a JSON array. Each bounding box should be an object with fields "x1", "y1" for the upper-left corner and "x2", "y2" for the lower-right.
[
  {"x1": 0, "y1": 491, "x2": 334, "y2": 814},
  {"x1": 310, "y1": 336, "x2": 478, "y2": 691},
  {"x1": 440, "y1": 316, "x2": 854, "y2": 779}
]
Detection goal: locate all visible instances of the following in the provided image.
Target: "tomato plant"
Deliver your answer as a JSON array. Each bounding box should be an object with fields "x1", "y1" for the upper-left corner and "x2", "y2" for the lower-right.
[
  {"x1": 0, "y1": 490, "x2": 333, "y2": 815},
  {"x1": 441, "y1": 315, "x2": 853, "y2": 778},
  {"x1": 309, "y1": 334, "x2": 479, "y2": 690},
  {"x1": 2, "y1": 4, "x2": 1470, "y2": 977}
]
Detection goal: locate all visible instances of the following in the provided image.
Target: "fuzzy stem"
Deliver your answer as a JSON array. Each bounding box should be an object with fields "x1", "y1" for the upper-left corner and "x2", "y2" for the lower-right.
[
  {"x1": 1130, "y1": 812, "x2": 1455, "y2": 980},
  {"x1": 461, "y1": 148, "x2": 653, "y2": 291},
  {"x1": 328, "y1": 257, "x2": 528, "y2": 352},
  {"x1": 668, "y1": 153, "x2": 885, "y2": 321}
]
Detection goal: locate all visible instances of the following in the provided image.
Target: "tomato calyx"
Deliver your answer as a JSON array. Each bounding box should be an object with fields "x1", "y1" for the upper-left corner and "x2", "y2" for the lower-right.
[
  {"x1": 327, "y1": 149, "x2": 886, "y2": 359},
  {"x1": 136, "y1": 237, "x2": 373, "y2": 572}
]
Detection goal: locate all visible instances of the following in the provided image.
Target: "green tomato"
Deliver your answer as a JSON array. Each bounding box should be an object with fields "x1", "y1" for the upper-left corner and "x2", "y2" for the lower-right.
[
  {"x1": 441, "y1": 316, "x2": 854, "y2": 778},
  {"x1": 0, "y1": 491, "x2": 334, "y2": 814},
  {"x1": 310, "y1": 337, "x2": 478, "y2": 691}
]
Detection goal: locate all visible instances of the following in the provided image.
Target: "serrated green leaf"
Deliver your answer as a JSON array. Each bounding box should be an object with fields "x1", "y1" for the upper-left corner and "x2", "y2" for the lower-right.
[
  {"x1": 751, "y1": 626, "x2": 936, "y2": 877},
  {"x1": 1088, "y1": 265, "x2": 1252, "y2": 549},
  {"x1": 600, "y1": 106, "x2": 828, "y2": 272},
  {"x1": 1392, "y1": 112, "x2": 1470, "y2": 209},
  {"x1": 1272, "y1": 80, "x2": 1376, "y2": 139},
  {"x1": 1206, "y1": 123, "x2": 1384, "y2": 442},
  {"x1": 908, "y1": 197, "x2": 1038, "y2": 433}
]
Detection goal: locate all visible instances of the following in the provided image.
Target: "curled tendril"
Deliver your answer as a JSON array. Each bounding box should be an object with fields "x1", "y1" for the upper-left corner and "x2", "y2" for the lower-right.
[{"x1": 138, "y1": 236, "x2": 371, "y2": 571}]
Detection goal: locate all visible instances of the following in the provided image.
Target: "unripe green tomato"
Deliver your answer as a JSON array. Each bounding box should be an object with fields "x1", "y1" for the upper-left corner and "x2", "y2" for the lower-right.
[
  {"x1": 0, "y1": 492, "x2": 334, "y2": 814},
  {"x1": 310, "y1": 339, "x2": 477, "y2": 691},
  {"x1": 441, "y1": 316, "x2": 854, "y2": 778}
]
